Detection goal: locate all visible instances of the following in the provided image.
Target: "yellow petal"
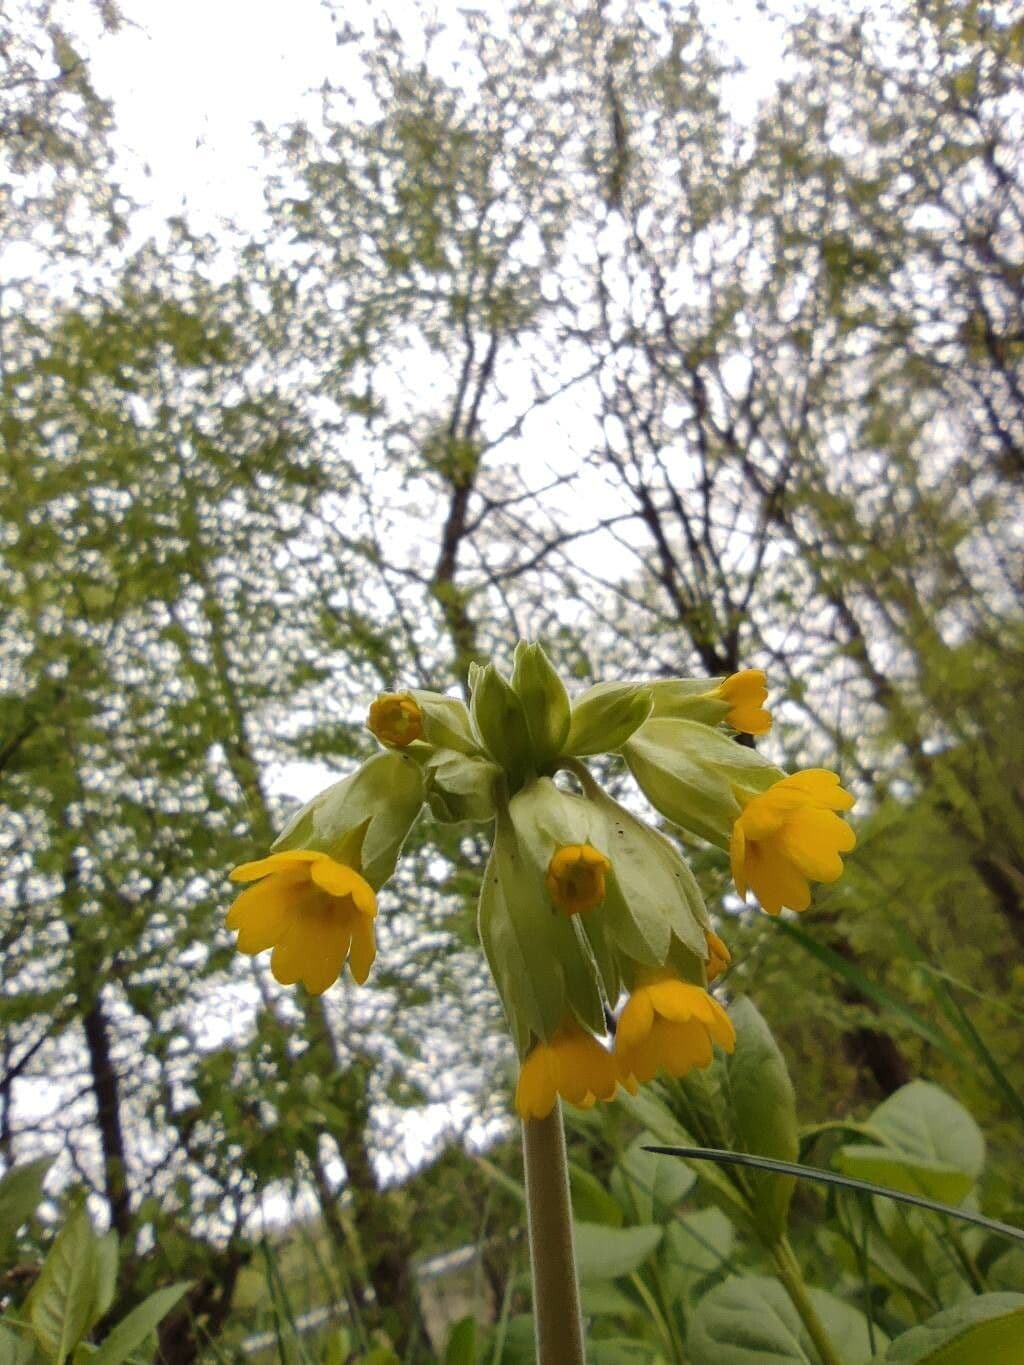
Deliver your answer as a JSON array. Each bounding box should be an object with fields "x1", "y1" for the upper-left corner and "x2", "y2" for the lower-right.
[
  {"x1": 270, "y1": 912, "x2": 352, "y2": 994},
  {"x1": 746, "y1": 843, "x2": 811, "y2": 914},
  {"x1": 310, "y1": 857, "x2": 378, "y2": 916},
  {"x1": 516, "y1": 1046, "x2": 559, "y2": 1120},
  {"x1": 230, "y1": 850, "x2": 320, "y2": 883},
  {"x1": 655, "y1": 1018, "x2": 714, "y2": 1075},
  {"x1": 778, "y1": 769, "x2": 855, "y2": 811},
  {"x1": 616, "y1": 989, "x2": 656, "y2": 1051},
  {"x1": 227, "y1": 879, "x2": 299, "y2": 955},
  {"x1": 348, "y1": 915, "x2": 377, "y2": 985},
  {"x1": 778, "y1": 808, "x2": 854, "y2": 882}
]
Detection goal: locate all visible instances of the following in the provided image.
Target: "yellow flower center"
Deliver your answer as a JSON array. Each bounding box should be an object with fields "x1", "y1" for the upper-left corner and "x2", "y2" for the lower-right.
[
  {"x1": 368, "y1": 692, "x2": 424, "y2": 747},
  {"x1": 545, "y1": 843, "x2": 610, "y2": 915}
]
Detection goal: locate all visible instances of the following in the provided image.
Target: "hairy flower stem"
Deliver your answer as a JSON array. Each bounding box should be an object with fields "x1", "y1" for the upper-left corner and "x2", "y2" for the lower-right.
[
  {"x1": 770, "y1": 1236, "x2": 843, "y2": 1365},
  {"x1": 522, "y1": 1103, "x2": 586, "y2": 1364}
]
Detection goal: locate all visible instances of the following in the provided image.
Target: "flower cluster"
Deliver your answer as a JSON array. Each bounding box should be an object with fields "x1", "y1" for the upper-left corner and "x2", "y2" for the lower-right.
[{"x1": 225, "y1": 644, "x2": 855, "y2": 1118}]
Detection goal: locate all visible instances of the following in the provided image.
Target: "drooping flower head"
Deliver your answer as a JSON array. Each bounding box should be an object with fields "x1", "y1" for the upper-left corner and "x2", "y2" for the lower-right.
[
  {"x1": 227, "y1": 850, "x2": 377, "y2": 995},
  {"x1": 546, "y1": 842, "x2": 611, "y2": 916},
  {"x1": 730, "y1": 769, "x2": 856, "y2": 915},
  {"x1": 615, "y1": 974, "x2": 735, "y2": 1088},
  {"x1": 368, "y1": 692, "x2": 424, "y2": 747},
  {"x1": 715, "y1": 670, "x2": 772, "y2": 736},
  {"x1": 515, "y1": 1018, "x2": 619, "y2": 1119}
]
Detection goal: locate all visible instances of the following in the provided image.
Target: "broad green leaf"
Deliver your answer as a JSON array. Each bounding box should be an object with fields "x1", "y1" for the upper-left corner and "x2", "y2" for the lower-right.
[
  {"x1": 690, "y1": 1275, "x2": 879, "y2": 1365},
  {"x1": 725, "y1": 996, "x2": 798, "y2": 1242},
  {"x1": 833, "y1": 1149, "x2": 974, "y2": 1206},
  {"x1": 89, "y1": 1284, "x2": 190, "y2": 1365},
  {"x1": 616, "y1": 1132, "x2": 695, "y2": 1224},
  {"x1": 882, "y1": 1293, "x2": 1024, "y2": 1363},
  {"x1": 580, "y1": 1282, "x2": 640, "y2": 1318},
  {"x1": 88, "y1": 1233, "x2": 118, "y2": 1331},
  {"x1": 26, "y1": 1205, "x2": 97, "y2": 1364},
  {"x1": 0, "y1": 1159, "x2": 51, "y2": 1255},
  {"x1": 662, "y1": 1207, "x2": 734, "y2": 1301},
  {"x1": 0, "y1": 1321, "x2": 39, "y2": 1365},
  {"x1": 869, "y1": 1082, "x2": 984, "y2": 1179},
  {"x1": 573, "y1": 1221, "x2": 662, "y2": 1281},
  {"x1": 444, "y1": 1315, "x2": 477, "y2": 1365},
  {"x1": 569, "y1": 1161, "x2": 624, "y2": 1227},
  {"x1": 835, "y1": 1082, "x2": 985, "y2": 1206},
  {"x1": 589, "y1": 1339, "x2": 665, "y2": 1363}
]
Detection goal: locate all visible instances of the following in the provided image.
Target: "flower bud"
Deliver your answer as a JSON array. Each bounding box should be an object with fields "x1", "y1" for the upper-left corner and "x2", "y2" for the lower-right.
[
  {"x1": 470, "y1": 662, "x2": 534, "y2": 780},
  {"x1": 565, "y1": 681, "x2": 653, "y2": 757},
  {"x1": 510, "y1": 640, "x2": 571, "y2": 766},
  {"x1": 272, "y1": 750, "x2": 425, "y2": 889},
  {"x1": 368, "y1": 692, "x2": 423, "y2": 747},
  {"x1": 649, "y1": 671, "x2": 771, "y2": 735},
  {"x1": 623, "y1": 717, "x2": 781, "y2": 848}
]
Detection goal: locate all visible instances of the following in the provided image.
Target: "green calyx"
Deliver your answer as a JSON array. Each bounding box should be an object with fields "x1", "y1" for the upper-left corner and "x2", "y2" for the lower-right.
[
  {"x1": 623, "y1": 717, "x2": 782, "y2": 849},
  {"x1": 271, "y1": 749, "x2": 425, "y2": 889},
  {"x1": 565, "y1": 680, "x2": 654, "y2": 756}
]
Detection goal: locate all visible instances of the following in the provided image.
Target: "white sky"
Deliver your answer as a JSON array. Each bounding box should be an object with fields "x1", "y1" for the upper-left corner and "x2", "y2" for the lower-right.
[{"x1": 79, "y1": 0, "x2": 784, "y2": 237}]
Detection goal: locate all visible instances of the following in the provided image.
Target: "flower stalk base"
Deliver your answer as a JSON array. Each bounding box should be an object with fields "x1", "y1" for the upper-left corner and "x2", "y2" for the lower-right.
[{"x1": 522, "y1": 1102, "x2": 586, "y2": 1365}]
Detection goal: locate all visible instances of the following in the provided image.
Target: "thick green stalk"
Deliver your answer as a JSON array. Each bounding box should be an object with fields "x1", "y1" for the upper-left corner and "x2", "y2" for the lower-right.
[
  {"x1": 770, "y1": 1237, "x2": 843, "y2": 1365},
  {"x1": 522, "y1": 1103, "x2": 586, "y2": 1365}
]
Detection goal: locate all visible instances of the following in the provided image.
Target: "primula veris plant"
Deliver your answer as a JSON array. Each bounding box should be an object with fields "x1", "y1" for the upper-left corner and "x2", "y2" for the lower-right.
[
  {"x1": 225, "y1": 643, "x2": 856, "y2": 1110},
  {"x1": 225, "y1": 643, "x2": 857, "y2": 1365}
]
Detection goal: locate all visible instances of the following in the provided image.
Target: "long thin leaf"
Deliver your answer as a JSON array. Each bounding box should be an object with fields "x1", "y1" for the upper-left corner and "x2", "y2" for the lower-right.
[
  {"x1": 771, "y1": 919, "x2": 963, "y2": 1060},
  {"x1": 644, "y1": 1146, "x2": 1024, "y2": 1247}
]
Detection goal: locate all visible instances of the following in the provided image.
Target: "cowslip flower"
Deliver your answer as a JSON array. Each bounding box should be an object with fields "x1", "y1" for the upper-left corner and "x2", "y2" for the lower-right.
[
  {"x1": 705, "y1": 929, "x2": 731, "y2": 983},
  {"x1": 615, "y1": 975, "x2": 735, "y2": 1087},
  {"x1": 368, "y1": 692, "x2": 423, "y2": 747},
  {"x1": 716, "y1": 670, "x2": 771, "y2": 735},
  {"x1": 515, "y1": 1019, "x2": 619, "y2": 1119},
  {"x1": 227, "y1": 850, "x2": 377, "y2": 994},
  {"x1": 545, "y1": 842, "x2": 610, "y2": 916},
  {"x1": 730, "y1": 769, "x2": 855, "y2": 915}
]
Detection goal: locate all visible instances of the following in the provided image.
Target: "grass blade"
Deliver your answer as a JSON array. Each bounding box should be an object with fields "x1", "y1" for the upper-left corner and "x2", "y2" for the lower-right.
[{"x1": 643, "y1": 1146, "x2": 1024, "y2": 1248}]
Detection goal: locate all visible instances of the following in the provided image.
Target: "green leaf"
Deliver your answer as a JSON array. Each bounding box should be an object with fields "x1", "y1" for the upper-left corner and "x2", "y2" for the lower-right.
[
  {"x1": 88, "y1": 1233, "x2": 118, "y2": 1331},
  {"x1": 573, "y1": 1221, "x2": 662, "y2": 1281},
  {"x1": 835, "y1": 1081, "x2": 985, "y2": 1205},
  {"x1": 616, "y1": 1132, "x2": 695, "y2": 1224},
  {"x1": 661, "y1": 1207, "x2": 734, "y2": 1301},
  {"x1": 569, "y1": 1161, "x2": 624, "y2": 1227},
  {"x1": 882, "y1": 1293, "x2": 1024, "y2": 1363},
  {"x1": 579, "y1": 1282, "x2": 640, "y2": 1318},
  {"x1": 89, "y1": 1284, "x2": 191, "y2": 1365},
  {"x1": 26, "y1": 1205, "x2": 97, "y2": 1364},
  {"x1": 689, "y1": 1275, "x2": 878, "y2": 1364},
  {"x1": 0, "y1": 1159, "x2": 52, "y2": 1255},
  {"x1": 444, "y1": 1315, "x2": 477, "y2": 1365},
  {"x1": 0, "y1": 1321, "x2": 39, "y2": 1365},
  {"x1": 725, "y1": 996, "x2": 798, "y2": 1242}
]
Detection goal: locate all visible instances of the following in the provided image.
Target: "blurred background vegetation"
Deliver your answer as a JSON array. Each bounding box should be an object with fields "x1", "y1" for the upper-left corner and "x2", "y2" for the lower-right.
[{"x1": 1, "y1": 0, "x2": 1022, "y2": 1359}]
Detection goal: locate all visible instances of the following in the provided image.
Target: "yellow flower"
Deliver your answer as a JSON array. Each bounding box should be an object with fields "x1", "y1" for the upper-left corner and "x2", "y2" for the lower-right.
[
  {"x1": 515, "y1": 1019, "x2": 619, "y2": 1120},
  {"x1": 615, "y1": 976, "x2": 735, "y2": 1087},
  {"x1": 227, "y1": 850, "x2": 377, "y2": 994},
  {"x1": 716, "y1": 669, "x2": 771, "y2": 735},
  {"x1": 368, "y1": 692, "x2": 423, "y2": 747},
  {"x1": 705, "y1": 929, "x2": 731, "y2": 983},
  {"x1": 730, "y1": 769, "x2": 855, "y2": 915},
  {"x1": 545, "y1": 842, "x2": 610, "y2": 915}
]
